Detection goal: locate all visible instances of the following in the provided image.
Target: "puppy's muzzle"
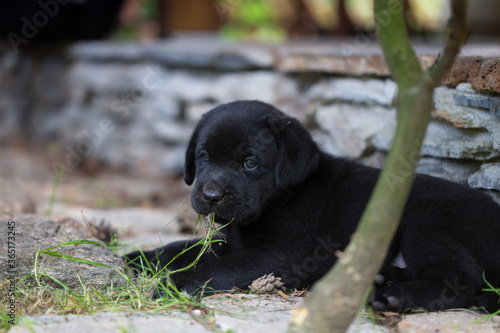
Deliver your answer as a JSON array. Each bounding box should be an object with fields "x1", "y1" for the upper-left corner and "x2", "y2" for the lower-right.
[{"x1": 202, "y1": 183, "x2": 225, "y2": 206}]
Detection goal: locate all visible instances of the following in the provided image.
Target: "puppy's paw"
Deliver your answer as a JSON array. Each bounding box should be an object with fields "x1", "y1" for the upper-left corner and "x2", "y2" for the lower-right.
[
  {"x1": 152, "y1": 279, "x2": 176, "y2": 299},
  {"x1": 376, "y1": 267, "x2": 408, "y2": 286},
  {"x1": 152, "y1": 273, "x2": 200, "y2": 299},
  {"x1": 152, "y1": 282, "x2": 166, "y2": 299},
  {"x1": 123, "y1": 250, "x2": 154, "y2": 275},
  {"x1": 370, "y1": 284, "x2": 413, "y2": 313},
  {"x1": 374, "y1": 274, "x2": 386, "y2": 287}
]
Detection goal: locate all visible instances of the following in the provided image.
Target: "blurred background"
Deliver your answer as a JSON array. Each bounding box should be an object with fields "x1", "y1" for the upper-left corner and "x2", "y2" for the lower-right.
[
  {"x1": 2, "y1": 0, "x2": 500, "y2": 43},
  {"x1": 1, "y1": 0, "x2": 499, "y2": 248}
]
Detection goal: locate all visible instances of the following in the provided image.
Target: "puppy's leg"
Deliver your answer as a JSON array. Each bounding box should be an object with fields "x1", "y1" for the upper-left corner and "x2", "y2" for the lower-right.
[
  {"x1": 373, "y1": 230, "x2": 484, "y2": 312},
  {"x1": 153, "y1": 248, "x2": 289, "y2": 298},
  {"x1": 372, "y1": 263, "x2": 482, "y2": 312},
  {"x1": 375, "y1": 266, "x2": 409, "y2": 287},
  {"x1": 124, "y1": 237, "x2": 230, "y2": 275}
]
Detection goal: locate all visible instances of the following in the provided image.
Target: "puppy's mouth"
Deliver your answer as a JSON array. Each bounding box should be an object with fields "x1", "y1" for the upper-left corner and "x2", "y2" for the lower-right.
[
  {"x1": 192, "y1": 185, "x2": 262, "y2": 225},
  {"x1": 193, "y1": 204, "x2": 257, "y2": 225},
  {"x1": 197, "y1": 209, "x2": 261, "y2": 226},
  {"x1": 191, "y1": 201, "x2": 232, "y2": 223},
  {"x1": 204, "y1": 213, "x2": 233, "y2": 225},
  {"x1": 192, "y1": 203, "x2": 235, "y2": 223}
]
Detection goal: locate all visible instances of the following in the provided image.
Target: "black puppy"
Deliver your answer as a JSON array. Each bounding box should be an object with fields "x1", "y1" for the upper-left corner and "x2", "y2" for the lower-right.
[{"x1": 125, "y1": 100, "x2": 500, "y2": 313}]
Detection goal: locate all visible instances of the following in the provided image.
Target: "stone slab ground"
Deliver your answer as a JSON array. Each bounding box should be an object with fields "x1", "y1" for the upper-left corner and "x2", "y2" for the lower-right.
[
  {"x1": 2, "y1": 146, "x2": 500, "y2": 332},
  {"x1": 9, "y1": 296, "x2": 500, "y2": 333}
]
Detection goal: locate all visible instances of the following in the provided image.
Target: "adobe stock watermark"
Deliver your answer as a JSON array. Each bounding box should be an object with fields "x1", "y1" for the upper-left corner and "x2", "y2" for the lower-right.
[
  {"x1": 7, "y1": 0, "x2": 74, "y2": 53},
  {"x1": 6, "y1": 220, "x2": 17, "y2": 326},
  {"x1": 227, "y1": 116, "x2": 290, "y2": 169},
  {"x1": 280, "y1": 233, "x2": 342, "y2": 288},
  {"x1": 383, "y1": 140, "x2": 422, "y2": 192},
  {"x1": 51, "y1": 65, "x2": 169, "y2": 178},
  {"x1": 428, "y1": 277, "x2": 468, "y2": 311}
]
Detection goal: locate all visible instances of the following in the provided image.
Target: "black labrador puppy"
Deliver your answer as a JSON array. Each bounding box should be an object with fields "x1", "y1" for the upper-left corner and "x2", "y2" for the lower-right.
[{"x1": 125, "y1": 100, "x2": 500, "y2": 313}]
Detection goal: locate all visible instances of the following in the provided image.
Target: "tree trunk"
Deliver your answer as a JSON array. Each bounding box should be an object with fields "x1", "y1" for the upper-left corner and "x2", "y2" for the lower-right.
[{"x1": 288, "y1": 1, "x2": 468, "y2": 332}]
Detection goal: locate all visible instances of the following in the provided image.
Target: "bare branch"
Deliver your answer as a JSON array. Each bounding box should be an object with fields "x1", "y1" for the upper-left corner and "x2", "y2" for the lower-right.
[
  {"x1": 287, "y1": 1, "x2": 468, "y2": 333},
  {"x1": 375, "y1": 0, "x2": 422, "y2": 90},
  {"x1": 428, "y1": 0, "x2": 468, "y2": 85}
]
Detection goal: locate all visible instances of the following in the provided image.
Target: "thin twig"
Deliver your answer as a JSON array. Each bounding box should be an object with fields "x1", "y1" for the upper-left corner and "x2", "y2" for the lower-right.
[{"x1": 428, "y1": 0, "x2": 468, "y2": 85}]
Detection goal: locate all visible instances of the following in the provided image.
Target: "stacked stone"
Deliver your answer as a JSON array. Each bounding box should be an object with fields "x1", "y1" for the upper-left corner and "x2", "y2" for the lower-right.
[{"x1": 0, "y1": 36, "x2": 498, "y2": 201}]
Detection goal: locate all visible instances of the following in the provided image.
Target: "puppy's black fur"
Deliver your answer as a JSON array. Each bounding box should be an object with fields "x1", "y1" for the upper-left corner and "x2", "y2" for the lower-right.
[{"x1": 125, "y1": 100, "x2": 500, "y2": 313}]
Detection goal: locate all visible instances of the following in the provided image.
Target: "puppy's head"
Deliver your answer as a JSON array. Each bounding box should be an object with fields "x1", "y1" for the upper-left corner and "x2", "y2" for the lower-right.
[{"x1": 184, "y1": 100, "x2": 319, "y2": 224}]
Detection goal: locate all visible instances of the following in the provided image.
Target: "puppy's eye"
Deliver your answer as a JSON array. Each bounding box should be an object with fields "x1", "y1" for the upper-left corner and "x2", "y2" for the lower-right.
[
  {"x1": 244, "y1": 159, "x2": 258, "y2": 170},
  {"x1": 200, "y1": 152, "x2": 209, "y2": 162}
]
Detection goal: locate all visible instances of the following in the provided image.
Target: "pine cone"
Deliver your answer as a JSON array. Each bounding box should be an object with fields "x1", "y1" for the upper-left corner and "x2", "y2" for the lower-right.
[{"x1": 249, "y1": 273, "x2": 286, "y2": 294}]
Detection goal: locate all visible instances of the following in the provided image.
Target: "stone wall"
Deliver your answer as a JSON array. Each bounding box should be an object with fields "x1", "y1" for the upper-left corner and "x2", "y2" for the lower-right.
[{"x1": 1, "y1": 35, "x2": 499, "y2": 202}]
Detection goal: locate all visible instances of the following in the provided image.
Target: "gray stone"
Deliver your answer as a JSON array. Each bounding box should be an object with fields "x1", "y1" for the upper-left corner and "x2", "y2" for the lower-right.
[
  {"x1": 433, "y1": 86, "x2": 493, "y2": 129},
  {"x1": 416, "y1": 158, "x2": 480, "y2": 185},
  {"x1": 69, "y1": 41, "x2": 145, "y2": 62},
  {"x1": 155, "y1": 146, "x2": 187, "y2": 176},
  {"x1": 10, "y1": 296, "x2": 390, "y2": 333},
  {"x1": 313, "y1": 131, "x2": 345, "y2": 157},
  {"x1": 456, "y1": 82, "x2": 477, "y2": 94},
  {"x1": 307, "y1": 78, "x2": 397, "y2": 106},
  {"x1": 468, "y1": 163, "x2": 500, "y2": 191},
  {"x1": 160, "y1": 70, "x2": 297, "y2": 105},
  {"x1": 315, "y1": 103, "x2": 396, "y2": 157},
  {"x1": 144, "y1": 93, "x2": 182, "y2": 122},
  {"x1": 153, "y1": 121, "x2": 193, "y2": 145},
  {"x1": 373, "y1": 120, "x2": 499, "y2": 161},
  {"x1": 67, "y1": 62, "x2": 170, "y2": 96},
  {"x1": 397, "y1": 310, "x2": 500, "y2": 333},
  {"x1": 144, "y1": 38, "x2": 274, "y2": 70},
  {"x1": 185, "y1": 102, "x2": 217, "y2": 124},
  {"x1": 11, "y1": 312, "x2": 207, "y2": 333},
  {"x1": 421, "y1": 123, "x2": 498, "y2": 160},
  {"x1": 12, "y1": 299, "x2": 499, "y2": 333},
  {"x1": 435, "y1": 84, "x2": 500, "y2": 153},
  {"x1": 0, "y1": 214, "x2": 126, "y2": 289},
  {"x1": 453, "y1": 85, "x2": 500, "y2": 113},
  {"x1": 1, "y1": 36, "x2": 499, "y2": 194},
  {"x1": 0, "y1": 51, "x2": 37, "y2": 142},
  {"x1": 69, "y1": 36, "x2": 275, "y2": 70},
  {"x1": 50, "y1": 69, "x2": 299, "y2": 175}
]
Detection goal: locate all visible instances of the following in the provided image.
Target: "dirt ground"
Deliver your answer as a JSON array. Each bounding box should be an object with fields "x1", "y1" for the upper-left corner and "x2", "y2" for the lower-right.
[{"x1": 1, "y1": 143, "x2": 197, "y2": 248}]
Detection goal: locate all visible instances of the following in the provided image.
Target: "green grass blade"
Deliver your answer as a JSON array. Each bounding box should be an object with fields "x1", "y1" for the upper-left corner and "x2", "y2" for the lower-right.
[
  {"x1": 38, "y1": 272, "x2": 72, "y2": 290},
  {"x1": 46, "y1": 167, "x2": 64, "y2": 215},
  {"x1": 92, "y1": 287, "x2": 111, "y2": 306},
  {"x1": 40, "y1": 251, "x2": 109, "y2": 267},
  {"x1": 41, "y1": 240, "x2": 104, "y2": 252}
]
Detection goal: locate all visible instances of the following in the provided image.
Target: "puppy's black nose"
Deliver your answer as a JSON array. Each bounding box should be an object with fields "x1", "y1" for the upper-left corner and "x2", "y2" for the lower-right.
[{"x1": 202, "y1": 184, "x2": 224, "y2": 203}]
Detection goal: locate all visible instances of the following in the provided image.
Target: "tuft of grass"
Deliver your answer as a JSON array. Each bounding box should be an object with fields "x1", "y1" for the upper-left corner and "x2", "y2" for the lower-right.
[
  {"x1": 8, "y1": 271, "x2": 186, "y2": 317},
  {"x1": 129, "y1": 214, "x2": 232, "y2": 298},
  {"x1": 2, "y1": 214, "x2": 232, "y2": 330},
  {"x1": 0, "y1": 306, "x2": 12, "y2": 332},
  {"x1": 472, "y1": 274, "x2": 500, "y2": 321}
]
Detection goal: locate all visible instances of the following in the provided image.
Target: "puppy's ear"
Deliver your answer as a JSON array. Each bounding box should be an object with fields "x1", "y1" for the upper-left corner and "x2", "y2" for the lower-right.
[
  {"x1": 271, "y1": 116, "x2": 320, "y2": 189},
  {"x1": 184, "y1": 127, "x2": 199, "y2": 185}
]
